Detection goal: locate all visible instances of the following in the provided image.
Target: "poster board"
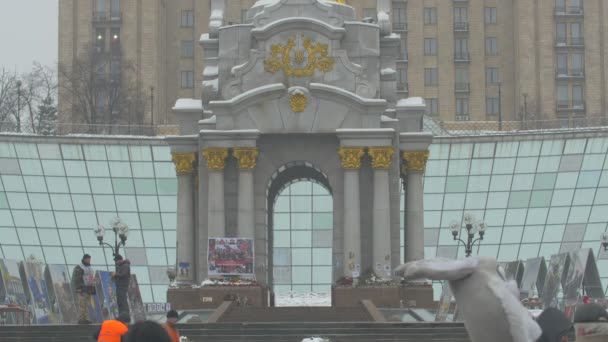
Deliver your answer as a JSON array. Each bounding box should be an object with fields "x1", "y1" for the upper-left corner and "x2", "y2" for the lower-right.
[
  {"x1": 96, "y1": 271, "x2": 119, "y2": 320},
  {"x1": 0, "y1": 259, "x2": 28, "y2": 324},
  {"x1": 520, "y1": 257, "x2": 547, "y2": 300},
  {"x1": 20, "y1": 261, "x2": 57, "y2": 324},
  {"x1": 127, "y1": 274, "x2": 146, "y2": 322},
  {"x1": 562, "y1": 249, "x2": 604, "y2": 320},
  {"x1": 435, "y1": 281, "x2": 453, "y2": 322},
  {"x1": 540, "y1": 253, "x2": 570, "y2": 309},
  {"x1": 208, "y1": 238, "x2": 254, "y2": 276},
  {"x1": 499, "y1": 260, "x2": 525, "y2": 288},
  {"x1": 45, "y1": 264, "x2": 77, "y2": 324}
]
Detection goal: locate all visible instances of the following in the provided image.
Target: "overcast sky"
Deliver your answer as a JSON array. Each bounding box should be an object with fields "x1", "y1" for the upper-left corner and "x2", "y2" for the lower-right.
[{"x1": 0, "y1": 0, "x2": 58, "y2": 74}]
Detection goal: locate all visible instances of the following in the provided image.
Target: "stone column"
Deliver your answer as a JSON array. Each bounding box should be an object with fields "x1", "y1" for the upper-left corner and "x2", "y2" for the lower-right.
[
  {"x1": 368, "y1": 147, "x2": 394, "y2": 279},
  {"x1": 403, "y1": 150, "x2": 429, "y2": 262},
  {"x1": 171, "y1": 152, "x2": 197, "y2": 284},
  {"x1": 202, "y1": 148, "x2": 228, "y2": 238},
  {"x1": 338, "y1": 147, "x2": 365, "y2": 278},
  {"x1": 233, "y1": 147, "x2": 259, "y2": 240}
]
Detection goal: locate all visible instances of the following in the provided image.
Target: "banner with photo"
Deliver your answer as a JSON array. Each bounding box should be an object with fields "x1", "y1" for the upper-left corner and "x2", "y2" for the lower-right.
[
  {"x1": 208, "y1": 238, "x2": 254, "y2": 276},
  {"x1": 541, "y1": 253, "x2": 570, "y2": 309},
  {"x1": 20, "y1": 261, "x2": 58, "y2": 324},
  {"x1": 127, "y1": 274, "x2": 146, "y2": 322},
  {"x1": 520, "y1": 257, "x2": 547, "y2": 300},
  {"x1": 0, "y1": 259, "x2": 28, "y2": 324},
  {"x1": 45, "y1": 264, "x2": 77, "y2": 324},
  {"x1": 562, "y1": 249, "x2": 604, "y2": 319},
  {"x1": 96, "y1": 271, "x2": 119, "y2": 320},
  {"x1": 499, "y1": 260, "x2": 524, "y2": 288}
]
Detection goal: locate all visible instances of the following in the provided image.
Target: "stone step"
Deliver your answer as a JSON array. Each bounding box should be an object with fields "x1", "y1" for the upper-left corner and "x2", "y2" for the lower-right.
[
  {"x1": 0, "y1": 323, "x2": 471, "y2": 342},
  {"x1": 219, "y1": 306, "x2": 374, "y2": 323}
]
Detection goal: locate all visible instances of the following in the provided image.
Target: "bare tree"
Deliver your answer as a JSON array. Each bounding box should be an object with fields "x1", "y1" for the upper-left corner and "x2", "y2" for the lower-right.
[
  {"x1": 58, "y1": 44, "x2": 145, "y2": 133},
  {"x1": 0, "y1": 68, "x2": 18, "y2": 131}
]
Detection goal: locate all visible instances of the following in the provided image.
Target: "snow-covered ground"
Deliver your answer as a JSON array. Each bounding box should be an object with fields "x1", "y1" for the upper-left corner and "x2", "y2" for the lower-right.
[{"x1": 275, "y1": 292, "x2": 332, "y2": 307}]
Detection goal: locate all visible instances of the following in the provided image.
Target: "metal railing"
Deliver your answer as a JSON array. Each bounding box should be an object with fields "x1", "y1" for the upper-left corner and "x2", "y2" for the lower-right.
[
  {"x1": 556, "y1": 37, "x2": 585, "y2": 47},
  {"x1": 453, "y1": 22, "x2": 469, "y2": 32},
  {"x1": 455, "y1": 83, "x2": 470, "y2": 92},
  {"x1": 556, "y1": 100, "x2": 585, "y2": 111},
  {"x1": 556, "y1": 68, "x2": 585, "y2": 78},
  {"x1": 92, "y1": 11, "x2": 122, "y2": 22},
  {"x1": 397, "y1": 82, "x2": 409, "y2": 92},
  {"x1": 568, "y1": 6, "x2": 583, "y2": 15},
  {"x1": 424, "y1": 116, "x2": 608, "y2": 137},
  {"x1": 0, "y1": 121, "x2": 179, "y2": 137},
  {"x1": 393, "y1": 22, "x2": 407, "y2": 31},
  {"x1": 454, "y1": 52, "x2": 470, "y2": 62}
]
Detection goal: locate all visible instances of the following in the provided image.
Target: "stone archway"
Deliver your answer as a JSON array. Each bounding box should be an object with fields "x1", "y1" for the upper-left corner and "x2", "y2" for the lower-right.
[{"x1": 265, "y1": 162, "x2": 334, "y2": 305}]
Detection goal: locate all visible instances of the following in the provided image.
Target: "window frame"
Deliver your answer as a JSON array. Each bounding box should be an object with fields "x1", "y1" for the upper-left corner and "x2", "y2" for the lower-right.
[{"x1": 180, "y1": 71, "x2": 194, "y2": 89}]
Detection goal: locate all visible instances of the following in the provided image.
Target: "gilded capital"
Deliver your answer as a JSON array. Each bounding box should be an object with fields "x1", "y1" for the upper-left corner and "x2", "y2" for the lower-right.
[
  {"x1": 233, "y1": 147, "x2": 259, "y2": 170},
  {"x1": 202, "y1": 148, "x2": 228, "y2": 171},
  {"x1": 171, "y1": 153, "x2": 196, "y2": 174},
  {"x1": 403, "y1": 150, "x2": 430, "y2": 172},
  {"x1": 368, "y1": 147, "x2": 394, "y2": 169},
  {"x1": 338, "y1": 147, "x2": 365, "y2": 169}
]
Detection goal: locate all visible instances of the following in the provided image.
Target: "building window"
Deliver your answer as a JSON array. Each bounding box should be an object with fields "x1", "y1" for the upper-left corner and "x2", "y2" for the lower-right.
[
  {"x1": 454, "y1": 38, "x2": 468, "y2": 60},
  {"x1": 425, "y1": 98, "x2": 438, "y2": 116},
  {"x1": 110, "y1": 28, "x2": 120, "y2": 52},
  {"x1": 571, "y1": 53, "x2": 584, "y2": 75},
  {"x1": 556, "y1": 23, "x2": 567, "y2": 45},
  {"x1": 486, "y1": 97, "x2": 499, "y2": 116},
  {"x1": 556, "y1": 0, "x2": 566, "y2": 13},
  {"x1": 424, "y1": 38, "x2": 437, "y2": 56},
  {"x1": 456, "y1": 98, "x2": 469, "y2": 120},
  {"x1": 181, "y1": 10, "x2": 194, "y2": 27},
  {"x1": 181, "y1": 41, "x2": 194, "y2": 58},
  {"x1": 455, "y1": 68, "x2": 469, "y2": 90},
  {"x1": 570, "y1": 22, "x2": 582, "y2": 45},
  {"x1": 454, "y1": 7, "x2": 468, "y2": 25},
  {"x1": 557, "y1": 84, "x2": 569, "y2": 108},
  {"x1": 572, "y1": 84, "x2": 583, "y2": 107},
  {"x1": 397, "y1": 67, "x2": 407, "y2": 91},
  {"x1": 363, "y1": 8, "x2": 377, "y2": 22},
  {"x1": 398, "y1": 38, "x2": 407, "y2": 60},
  {"x1": 485, "y1": 37, "x2": 498, "y2": 56},
  {"x1": 486, "y1": 67, "x2": 500, "y2": 85},
  {"x1": 241, "y1": 9, "x2": 248, "y2": 23},
  {"x1": 181, "y1": 71, "x2": 194, "y2": 88},
  {"x1": 556, "y1": 53, "x2": 568, "y2": 75},
  {"x1": 392, "y1": 1, "x2": 407, "y2": 31},
  {"x1": 95, "y1": 0, "x2": 107, "y2": 16},
  {"x1": 110, "y1": 0, "x2": 120, "y2": 16},
  {"x1": 95, "y1": 29, "x2": 106, "y2": 52},
  {"x1": 424, "y1": 7, "x2": 437, "y2": 25},
  {"x1": 425, "y1": 68, "x2": 438, "y2": 86},
  {"x1": 485, "y1": 7, "x2": 497, "y2": 25}
]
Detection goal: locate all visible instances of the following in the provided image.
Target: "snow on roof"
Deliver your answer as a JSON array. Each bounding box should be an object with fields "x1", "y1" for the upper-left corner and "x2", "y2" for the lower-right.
[
  {"x1": 173, "y1": 99, "x2": 203, "y2": 111},
  {"x1": 397, "y1": 97, "x2": 426, "y2": 108},
  {"x1": 380, "y1": 68, "x2": 395, "y2": 75},
  {"x1": 199, "y1": 115, "x2": 217, "y2": 124},
  {"x1": 381, "y1": 115, "x2": 398, "y2": 122}
]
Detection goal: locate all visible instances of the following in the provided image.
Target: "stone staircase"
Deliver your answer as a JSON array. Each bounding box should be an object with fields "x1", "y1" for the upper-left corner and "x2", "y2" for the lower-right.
[
  {"x1": 218, "y1": 306, "x2": 373, "y2": 323},
  {"x1": 0, "y1": 322, "x2": 471, "y2": 342}
]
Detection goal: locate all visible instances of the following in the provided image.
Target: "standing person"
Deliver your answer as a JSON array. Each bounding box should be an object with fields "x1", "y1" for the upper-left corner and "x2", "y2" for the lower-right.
[
  {"x1": 162, "y1": 310, "x2": 180, "y2": 342},
  {"x1": 71, "y1": 253, "x2": 96, "y2": 324},
  {"x1": 125, "y1": 321, "x2": 171, "y2": 342},
  {"x1": 111, "y1": 254, "x2": 131, "y2": 317},
  {"x1": 94, "y1": 313, "x2": 130, "y2": 342}
]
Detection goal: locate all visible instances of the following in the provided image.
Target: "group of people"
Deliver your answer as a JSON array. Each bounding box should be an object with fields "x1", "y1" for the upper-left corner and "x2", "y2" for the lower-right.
[
  {"x1": 94, "y1": 310, "x2": 181, "y2": 342},
  {"x1": 71, "y1": 253, "x2": 131, "y2": 324},
  {"x1": 536, "y1": 303, "x2": 608, "y2": 342}
]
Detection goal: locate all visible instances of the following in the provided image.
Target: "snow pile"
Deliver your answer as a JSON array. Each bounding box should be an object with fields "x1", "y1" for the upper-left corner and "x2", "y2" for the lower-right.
[
  {"x1": 397, "y1": 97, "x2": 425, "y2": 107},
  {"x1": 275, "y1": 292, "x2": 331, "y2": 307},
  {"x1": 380, "y1": 68, "x2": 395, "y2": 75},
  {"x1": 194, "y1": 278, "x2": 260, "y2": 288},
  {"x1": 173, "y1": 98, "x2": 203, "y2": 111},
  {"x1": 301, "y1": 338, "x2": 331, "y2": 342}
]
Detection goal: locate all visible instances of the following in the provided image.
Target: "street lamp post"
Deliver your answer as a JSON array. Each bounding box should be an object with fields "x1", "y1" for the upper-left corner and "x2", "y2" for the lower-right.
[
  {"x1": 450, "y1": 213, "x2": 488, "y2": 257},
  {"x1": 94, "y1": 217, "x2": 129, "y2": 257}
]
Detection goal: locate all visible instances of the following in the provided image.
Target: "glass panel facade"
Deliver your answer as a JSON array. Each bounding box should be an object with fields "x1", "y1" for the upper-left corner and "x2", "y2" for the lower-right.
[{"x1": 1, "y1": 136, "x2": 607, "y2": 304}]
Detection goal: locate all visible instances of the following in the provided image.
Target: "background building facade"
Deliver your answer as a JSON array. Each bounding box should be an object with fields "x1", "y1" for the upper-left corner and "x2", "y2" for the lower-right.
[{"x1": 58, "y1": 0, "x2": 608, "y2": 126}]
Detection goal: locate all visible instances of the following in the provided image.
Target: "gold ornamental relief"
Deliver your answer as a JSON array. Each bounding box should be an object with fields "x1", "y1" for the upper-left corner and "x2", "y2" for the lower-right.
[
  {"x1": 403, "y1": 150, "x2": 429, "y2": 172},
  {"x1": 171, "y1": 153, "x2": 197, "y2": 174},
  {"x1": 290, "y1": 93, "x2": 308, "y2": 112},
  {"x1": 202, "y1": 148, "x2": 228, "y2": 171},
  {"x1": 264, "y1": 35, "x2": 335, "y2": 77},
  {"x1": 338, "y1": 147, "x2": 365, "y2": 170},
  {"x1": 368, "y1": 147, "x2": 394, "y2": 169},
  {"x1": 233, "y1": 148, "x2": 259, "y2": 170}
]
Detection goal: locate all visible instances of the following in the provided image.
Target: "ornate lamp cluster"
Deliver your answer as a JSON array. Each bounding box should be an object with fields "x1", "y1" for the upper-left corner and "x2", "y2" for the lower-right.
[
  {"x1": 94, "y1": 217, "x2": 129, "y2": 257},
  {"x1": 450, "y1": 213, "x2": 488, "y2": 258}
]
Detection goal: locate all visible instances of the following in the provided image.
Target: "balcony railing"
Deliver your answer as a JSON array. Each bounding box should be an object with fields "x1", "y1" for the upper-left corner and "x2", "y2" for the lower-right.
[
  {"x1": 0, "y1": 121, "x2": 179, "y2": 136},
  {"x1": 555, "y1": 37, "x2": 585, "y2": 47},
  {"x1": 397, "y1": 52, "x2": 408, "y2": 62},
  {"x1": 568, "y1": 6, "x2": 584, "y2": 15},
  {"x1": 454, "y1": 52, "x2": 470, "y2": 62},
  {"x1": 557, "y1": 100, "x2": 585, "y2": 111},
  {"x1": 556, "y1": 68, "x2": 585, "y2": 78},
  {"x1": 456, "y1": 114, "x2": 470, "y2": 121},
  {"x1": 92, "y1": 11, "x2": 122, "y2": 23},
  {"x1": 455, "y1": 83, "x2": 470, "y2": 92},
  {"x1": 454, "y1": 22, "x2": 469, "y2": 32},
  {"x1": 394, "y1": 22, "x2": 407, "y2": 31},
  {"x1": 397, "y1": 82, "x2": 409, "y2": 92}
]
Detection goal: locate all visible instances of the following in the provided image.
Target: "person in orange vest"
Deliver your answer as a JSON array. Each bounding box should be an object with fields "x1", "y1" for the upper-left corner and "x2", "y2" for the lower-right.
[
  {"x1": 162, "y1": 310, "x2": 180, "y2": 342},
  {"x1": 94, "y1": 313, "x2": 130, "y2": 342}
]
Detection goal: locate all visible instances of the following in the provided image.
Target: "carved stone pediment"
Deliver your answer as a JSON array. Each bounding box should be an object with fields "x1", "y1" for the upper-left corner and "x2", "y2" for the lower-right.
[{"x1": 209, "y1": 83, "x2": 386, "y2": 133}]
